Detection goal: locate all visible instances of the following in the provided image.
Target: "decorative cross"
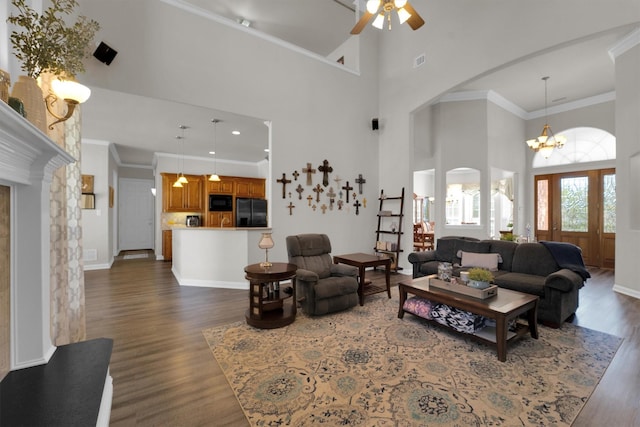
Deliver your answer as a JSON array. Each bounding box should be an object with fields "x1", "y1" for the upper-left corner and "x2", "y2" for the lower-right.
[
  {"x1": 313, "y1": 184, "x2": 324, "y2": 202},
  {"x1": 353, "y1": 199, "x2": 361, "y2": 215},
  {"x1": 292, "y1": 170, "x2": 300, "y2": 181},
  {"x1": 326, "y1": 187, "x2": 336, "y2": 210},
  {"x1": 276, "y1": 173, "x2": 291, "y2": 199},
  {"x1": 362, "y1": 197, "x2": 367, "y2": 208},
  {"x1": 312, "y1": 204, "x2": 317, "y2": 211},
  {"x1": 337, "y1": 200, "x2": 344, "y2": 210},
  {"x1": 333, "y1": 175, "x2": 342, "y2": 187},
  {"x1": 302, "y1": 163, "x2": 316, "y2": 186},
  {"x1": 306, "y1": 195, "x2": 313, "y2": 206},
  {"x1": 287, "y1": 202, "x2": 295, "y2": 215},
  {"x1": 342, "y1": 181, "x2": 353, "y2": 202},
  {"x1": 320, "y1": 204, "x2": 328, "y2": 214},
  {"x1": 288, "y1": 192, "x2": 292, "y2": 199},
  {"x1": 318, "y1": 159, "x2": 333, "y2": 187},
  {"x1": 295, "y1": 184, "x2": 304, "y2": 200},
  {"x1": 355, "y1": 174, "x2": 366, "y2": 194}
]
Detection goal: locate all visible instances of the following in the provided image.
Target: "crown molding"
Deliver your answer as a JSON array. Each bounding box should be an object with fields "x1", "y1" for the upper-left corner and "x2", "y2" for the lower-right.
[
  {"x1": 608, "y1": 26, "x2": 640, "y2": 62},
  {"x1": 436, "y1": 89, "x2": 616, "y2": 120}
]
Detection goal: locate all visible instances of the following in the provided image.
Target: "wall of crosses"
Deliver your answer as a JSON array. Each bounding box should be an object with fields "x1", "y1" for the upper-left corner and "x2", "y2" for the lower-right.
[{"x1": 276, "y1": 159, "x2": 367, "y2": 216}]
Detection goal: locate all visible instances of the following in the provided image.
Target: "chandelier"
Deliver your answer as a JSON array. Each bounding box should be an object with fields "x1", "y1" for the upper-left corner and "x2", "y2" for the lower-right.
[{"x1": 526, "y1": 76, "x2": 566, "y2": 159}]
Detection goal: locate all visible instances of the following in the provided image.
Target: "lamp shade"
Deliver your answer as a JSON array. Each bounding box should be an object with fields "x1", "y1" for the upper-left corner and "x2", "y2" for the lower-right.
[
  {"x1": 51, "y1": 79, "x2": 91, "y2": 103},
  {"x1": 258, "y1": 233, "x2": 274, "y2": 249}
]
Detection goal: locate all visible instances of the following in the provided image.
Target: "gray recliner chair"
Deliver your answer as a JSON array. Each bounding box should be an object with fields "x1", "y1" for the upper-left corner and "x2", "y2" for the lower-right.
[{"x1": 286, "y1": 234, "x2": 359, "y2": 315}]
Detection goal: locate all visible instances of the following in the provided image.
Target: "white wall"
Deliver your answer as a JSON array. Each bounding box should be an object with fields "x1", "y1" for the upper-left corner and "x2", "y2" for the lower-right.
[
  {"x1": 78, "y1": 0, "x2": 381, "y2": 263},
  {"x1": 81, "y1": 141, "x2": 113, "y2": 269}
]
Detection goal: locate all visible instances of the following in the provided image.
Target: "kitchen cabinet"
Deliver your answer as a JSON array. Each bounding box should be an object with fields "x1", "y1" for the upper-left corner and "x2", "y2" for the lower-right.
[
  {"x1": 162, "y1": 173, "x2": 204, "y2": 212},
  {"x1": 162, "y1": 230, "x2": 172, "y2": 261},
  {"x1": 207, "y1": 177, "x2": 234, "y2": 194},
  {"x1": 207, "y1": 211, "x2": 234, "y2": 228},
  {"x1": 235, "y1": 178, "x2": 266, "y2": 198}
]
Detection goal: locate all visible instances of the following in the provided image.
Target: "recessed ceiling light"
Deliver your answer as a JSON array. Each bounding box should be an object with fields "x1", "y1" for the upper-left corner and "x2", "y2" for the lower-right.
[
  {"x1": 209, "y1": 151, "x2": 215, "y2": 155},
  {"x1": 264, "y1": 148, "x2": 269, "y2": 152},
  {"x1": 232, "y1": 130, "x2": 240, "y2": 135}
]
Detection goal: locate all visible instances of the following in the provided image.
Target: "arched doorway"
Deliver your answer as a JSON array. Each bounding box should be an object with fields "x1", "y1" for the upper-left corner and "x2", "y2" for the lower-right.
[{"x1": 533, "y1": 127, "x2": 615, "y2": 268}]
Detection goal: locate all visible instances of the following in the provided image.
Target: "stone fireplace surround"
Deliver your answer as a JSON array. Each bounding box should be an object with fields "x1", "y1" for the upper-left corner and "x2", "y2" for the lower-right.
[{"x1": 0, "y1": 101, "x2": 112, "y2": 425}]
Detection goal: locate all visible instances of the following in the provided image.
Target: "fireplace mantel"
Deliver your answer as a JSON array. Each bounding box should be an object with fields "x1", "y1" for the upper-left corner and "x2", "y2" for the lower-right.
[{"x1": 0, "y1": 100, "x2": 74, "y2": 369}]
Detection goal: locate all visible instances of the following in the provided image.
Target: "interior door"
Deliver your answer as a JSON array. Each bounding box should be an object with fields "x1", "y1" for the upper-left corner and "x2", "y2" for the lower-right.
[
  {"x1": 534, "y1": 168, "x2": 615, "y2": 268},
  {"x1": 118, "y1": 178, "x2": 155, "y2": 251}
]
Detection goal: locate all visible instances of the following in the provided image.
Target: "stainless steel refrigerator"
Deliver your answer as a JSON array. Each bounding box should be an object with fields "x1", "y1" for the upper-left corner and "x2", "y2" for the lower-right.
[{"x1": 235, "y1": 198, "x2": 268, "y2": 227}]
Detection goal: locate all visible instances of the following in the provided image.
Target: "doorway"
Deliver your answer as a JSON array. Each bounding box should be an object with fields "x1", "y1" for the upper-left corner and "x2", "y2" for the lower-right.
[
  {"x1": 534, "y1": 168, "x2": 615, "y2": 268},
  {"x1": 118, "y1": 178, "x2": 155, "y2": 251}
]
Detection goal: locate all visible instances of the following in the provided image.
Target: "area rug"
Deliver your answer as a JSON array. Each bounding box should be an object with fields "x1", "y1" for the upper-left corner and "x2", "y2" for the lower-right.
[{"x1": 203, "y1": 294, "x2": 622, "y2": 426}]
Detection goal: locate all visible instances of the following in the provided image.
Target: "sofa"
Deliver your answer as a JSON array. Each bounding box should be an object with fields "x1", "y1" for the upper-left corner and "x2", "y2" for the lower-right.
[{"x1": 407, "y1": 236, "x2": 590, "y2": 327}]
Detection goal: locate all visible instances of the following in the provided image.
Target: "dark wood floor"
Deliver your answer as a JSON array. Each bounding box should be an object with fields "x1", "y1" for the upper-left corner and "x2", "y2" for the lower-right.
[{"x1": 85, "y1": 254, "x2": 640, "y2": 426}]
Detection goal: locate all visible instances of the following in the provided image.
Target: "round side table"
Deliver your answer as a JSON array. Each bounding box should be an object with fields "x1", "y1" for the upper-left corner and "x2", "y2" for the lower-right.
[{"x1": 244, "y1": 262, "x2": 297, "y2": 329}]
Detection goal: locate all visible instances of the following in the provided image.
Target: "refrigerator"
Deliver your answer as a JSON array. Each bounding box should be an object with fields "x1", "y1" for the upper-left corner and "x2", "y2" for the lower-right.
[{"x1": 236, "y1": 198, "x2": 268, "y2": 227}]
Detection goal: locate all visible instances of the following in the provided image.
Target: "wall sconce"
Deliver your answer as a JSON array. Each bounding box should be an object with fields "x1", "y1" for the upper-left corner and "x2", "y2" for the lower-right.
[
  {"x1": 258, "y1": 232, "x2": 274, "y2": 268},
  {"x1": 45, "y1": 79, "x2": 91, "y2": 129}
]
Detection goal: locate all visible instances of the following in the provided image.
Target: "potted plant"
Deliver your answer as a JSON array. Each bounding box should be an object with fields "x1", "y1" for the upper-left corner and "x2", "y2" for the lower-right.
[
  {"x1": 467, "y1": 267, "x2": 494, "y2": 289},
  {"x1": 7, "y1": 0, "x2": 99, "y2": 130}
]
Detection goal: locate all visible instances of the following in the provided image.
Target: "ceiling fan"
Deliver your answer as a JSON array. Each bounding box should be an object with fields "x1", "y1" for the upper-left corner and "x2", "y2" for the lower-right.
[{"x1": 351, "y1": 0, "x2": 425, "y2": 34}]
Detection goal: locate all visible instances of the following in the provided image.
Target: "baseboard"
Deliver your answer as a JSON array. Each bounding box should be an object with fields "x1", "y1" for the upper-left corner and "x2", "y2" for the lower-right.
[{"x1": 612, "y1": 283, "x2": 640, "y2": 300}]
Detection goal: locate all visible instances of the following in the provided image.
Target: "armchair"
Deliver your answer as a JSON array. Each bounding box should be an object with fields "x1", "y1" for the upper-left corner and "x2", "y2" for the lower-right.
[{"x1": 286, "y1": 234, "x2": 359, "y2": 315}]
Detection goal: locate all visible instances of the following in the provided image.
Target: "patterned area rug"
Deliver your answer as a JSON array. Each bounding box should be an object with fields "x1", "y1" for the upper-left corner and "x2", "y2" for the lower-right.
[{"x1": 203, "y1": 293, "x2": 621, "y2": 426}]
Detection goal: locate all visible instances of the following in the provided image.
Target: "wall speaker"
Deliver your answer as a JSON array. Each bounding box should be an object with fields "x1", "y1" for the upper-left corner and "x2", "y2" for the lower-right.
[
  {"x1": 93, "y1": 42, "x2": 118, "y2": 65},
  {"x1": 372, "y1": 118, "x2": 379, "y2": 130}
]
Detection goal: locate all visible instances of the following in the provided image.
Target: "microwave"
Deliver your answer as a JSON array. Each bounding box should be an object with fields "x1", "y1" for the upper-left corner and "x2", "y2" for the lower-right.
[{"x1": 209, "y1": 194, "x2": 233, "y2": 211}]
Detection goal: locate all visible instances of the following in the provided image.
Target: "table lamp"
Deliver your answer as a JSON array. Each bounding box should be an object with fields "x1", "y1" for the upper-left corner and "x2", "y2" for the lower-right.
[{"x1": 258, "y1": 233, "x2": 274, "y2": 267}]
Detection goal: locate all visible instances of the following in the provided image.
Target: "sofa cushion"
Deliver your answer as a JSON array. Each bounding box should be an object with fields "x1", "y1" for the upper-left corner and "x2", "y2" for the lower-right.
[
  {"x1": 460, "y1": 251, "x2": 500, "y2": 271},
  {"x1": 486, "y1": 240, "x2": 518, "y2": 271},
  {"x1": 435, "y1": 238, "x2": 457, "y2": 262},
  {"x1": 493, "y1": 272, "x2": 546, "y2": 297},
  {"x1": 511, "y1": 243, "x2": 559, "y2": 277},
  {"x1": 314, "y1": 276, "x2": 359, "y2": 299}
]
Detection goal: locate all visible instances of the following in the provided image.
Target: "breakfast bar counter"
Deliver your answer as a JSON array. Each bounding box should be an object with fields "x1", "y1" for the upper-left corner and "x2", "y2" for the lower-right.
[{"x1": 171, "y1": 227, "x2": 270, "y2": 289}]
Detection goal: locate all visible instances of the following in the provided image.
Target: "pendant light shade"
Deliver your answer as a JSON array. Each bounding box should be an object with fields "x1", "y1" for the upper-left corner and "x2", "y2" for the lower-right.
[
  {"x1": 174, "y1": 125, "x2": 189, "y2": 186},
  {"x1": 209, "y1": 119, "x2": 221, "y2": 182}
]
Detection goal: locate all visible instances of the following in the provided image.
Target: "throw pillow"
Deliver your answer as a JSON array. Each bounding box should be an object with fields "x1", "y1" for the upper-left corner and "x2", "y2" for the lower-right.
[{"x1": 460, "y1": 251, "x2": 500, "y2": 271}]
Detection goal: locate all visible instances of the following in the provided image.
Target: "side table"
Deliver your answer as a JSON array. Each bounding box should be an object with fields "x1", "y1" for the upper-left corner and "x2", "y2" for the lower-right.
[
  {"x1": 332, "y1": 252, "x2": 391, "y2": 306},
  {"x1": 244, "y1": 262, "x2": 297, "y2": 329}
]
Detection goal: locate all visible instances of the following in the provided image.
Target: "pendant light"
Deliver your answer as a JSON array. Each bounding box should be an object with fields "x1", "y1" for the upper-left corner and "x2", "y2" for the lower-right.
[
  {"x1": 174, "y1": 125, "x2": 189, "y2": 186},
  {"x1": 526, "y1": 77, "x2": 566, "y2": 159},
  {"x1": 209, "y1": 119, "x2": 221, "y2": 182}
]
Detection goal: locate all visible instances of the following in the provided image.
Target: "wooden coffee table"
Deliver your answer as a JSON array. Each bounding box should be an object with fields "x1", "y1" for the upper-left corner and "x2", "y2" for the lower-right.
[
  {"x1": 333, "y1": 252, "x2": 391, "y2": 305},
  {"x1": 398, "y1": 275, "x2": 539, "y2": 362}
]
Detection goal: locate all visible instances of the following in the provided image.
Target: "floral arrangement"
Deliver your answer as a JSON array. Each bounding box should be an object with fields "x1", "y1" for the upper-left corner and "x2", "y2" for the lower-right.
[
  {"x1": 7, "y1": 0, "x2": 100, "y2": 79},
  {"x1": 467, "y1": 267, "x2": 494, "y2": 283}
]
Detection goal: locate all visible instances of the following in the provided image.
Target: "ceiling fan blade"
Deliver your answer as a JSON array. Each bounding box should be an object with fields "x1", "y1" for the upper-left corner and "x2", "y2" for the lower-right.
[
  {"x1": 350, "y1": 11, "x2": 374, "y2": 34},
  {"x1": 404, "y1": 2, "x2": 425, "y2": 30}
]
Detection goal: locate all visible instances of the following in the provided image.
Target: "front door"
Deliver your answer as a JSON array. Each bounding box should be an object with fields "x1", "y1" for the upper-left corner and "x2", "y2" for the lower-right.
[{"x1": 534, "y1": 168, "x2": 615, "y2": 268}]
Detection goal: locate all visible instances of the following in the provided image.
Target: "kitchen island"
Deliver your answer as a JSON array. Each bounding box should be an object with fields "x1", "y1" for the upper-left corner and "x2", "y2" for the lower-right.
[{"x1": 171, "y1": 227, "x2": 271, "y2": 289}]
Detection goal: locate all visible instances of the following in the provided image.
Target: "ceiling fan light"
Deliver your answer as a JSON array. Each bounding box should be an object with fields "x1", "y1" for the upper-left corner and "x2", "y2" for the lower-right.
[
  {"x1": 397, "y1": 7, "x2": 411, "y2": 24},
  {"x1": 366, "y1": 0, "x2": 381, "y2": 14},
  {"x1": 394, "y1": 0, "x2": 408, "y2": 8},
  {"x1": 372, "y1": 13, "x2": 385, "y2": 29}
]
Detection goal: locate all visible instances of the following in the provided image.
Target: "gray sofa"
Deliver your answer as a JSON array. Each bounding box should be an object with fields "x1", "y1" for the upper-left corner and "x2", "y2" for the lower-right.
[
  {"x1": 407, "y1": 236, "x2": 590, "y2": 327},
  {"x1": 286, "y1": 234, "x2": 359, "y2": 316}
]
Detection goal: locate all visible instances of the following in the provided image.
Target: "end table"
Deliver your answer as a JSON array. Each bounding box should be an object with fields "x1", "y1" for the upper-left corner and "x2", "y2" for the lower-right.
[{"x1": 244, "y1": 262, "x2": 297, "y2": 329}]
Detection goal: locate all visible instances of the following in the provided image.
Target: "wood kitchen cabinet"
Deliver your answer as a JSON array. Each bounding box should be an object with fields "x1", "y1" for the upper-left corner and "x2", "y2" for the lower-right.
[
  {"x1": 235, "y1": 178, "x2": 266, "y2": 198},
  {"x1": 162, "y1": 173, "x2": 204, "y2": 212},
  {"x1": 207, "y1": 211, "x2": 234, "y2": 228},
  {"x1": 162, "y1": 230, "x2": 172, "y2": 261},
  {"x1": 207, "y1": 177, "x2": 234, "y2": 194}
]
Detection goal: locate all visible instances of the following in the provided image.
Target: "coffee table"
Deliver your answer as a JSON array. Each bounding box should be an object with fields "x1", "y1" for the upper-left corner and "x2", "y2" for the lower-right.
[
  {"x1": 333, "y1": 252, "x2": 391, "y2": 305},
  {"x1": 398, "y1": 275, "x2": 539, "y2": 362}
]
